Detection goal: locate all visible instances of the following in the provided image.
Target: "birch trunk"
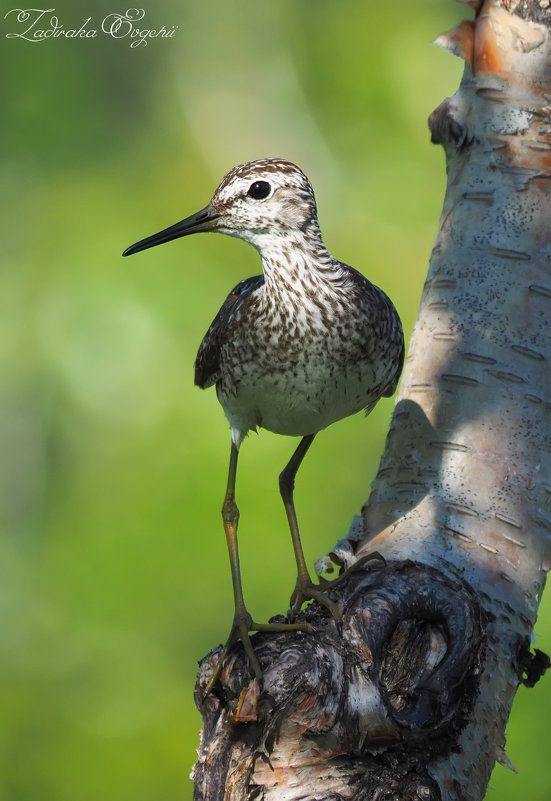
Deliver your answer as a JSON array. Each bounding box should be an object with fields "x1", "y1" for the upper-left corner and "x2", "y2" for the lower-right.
[{"x1": 192, "y1": 2, "x2": 551, "y2": 799}]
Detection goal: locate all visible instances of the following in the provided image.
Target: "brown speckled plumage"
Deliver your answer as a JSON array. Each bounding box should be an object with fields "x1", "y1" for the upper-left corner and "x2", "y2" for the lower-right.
[
  {"x1": 193, "y1": 159, "x2": 404, "y2": 445},
  {"x1": 123, "y1": 158, "x2": 404, "y2": 692}
]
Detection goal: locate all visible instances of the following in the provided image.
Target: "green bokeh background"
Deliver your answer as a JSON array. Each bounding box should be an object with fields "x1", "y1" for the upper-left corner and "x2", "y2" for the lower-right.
[{"x1": 1, "y1": 1, "x2": 549, "y2": 799}]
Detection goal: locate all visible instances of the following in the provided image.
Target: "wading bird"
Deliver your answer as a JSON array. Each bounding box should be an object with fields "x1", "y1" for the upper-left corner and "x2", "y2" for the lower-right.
[{"x1": 123, "y1": 159, "x2": 404, "y2": 691}]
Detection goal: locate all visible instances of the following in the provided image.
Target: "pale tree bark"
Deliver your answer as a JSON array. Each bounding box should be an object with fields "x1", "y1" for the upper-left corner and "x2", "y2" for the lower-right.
[{"x1": 192, "y1": 2, "x2": 551, "y2": 799}]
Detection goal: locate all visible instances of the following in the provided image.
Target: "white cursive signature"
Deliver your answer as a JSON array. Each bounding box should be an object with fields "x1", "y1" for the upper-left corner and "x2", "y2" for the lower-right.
[{"x1": 3, "y1": 7, "x2": 178, "y2": 46}]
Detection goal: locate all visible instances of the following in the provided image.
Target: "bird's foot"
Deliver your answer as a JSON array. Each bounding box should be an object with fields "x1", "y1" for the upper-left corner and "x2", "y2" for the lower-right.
[
  {"x1": 204, "y1": 609, "x2": 313, "y2": 696},
  {"x1": 288, "y1": 579, "x2": 342, "y2": 627},
  {"x1": 287, "y1": 554, "x2": 385, "y2": 627}
]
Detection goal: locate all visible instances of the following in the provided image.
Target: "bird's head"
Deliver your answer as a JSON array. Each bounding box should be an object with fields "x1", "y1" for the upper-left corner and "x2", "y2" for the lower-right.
[{"x1": 122, "y1": 159, "x2": 320, "y2": 258}]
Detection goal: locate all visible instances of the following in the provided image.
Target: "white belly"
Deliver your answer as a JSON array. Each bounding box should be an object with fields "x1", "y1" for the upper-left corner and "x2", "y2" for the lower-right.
[{"x1": 218, "y1": 360, "x2": 379, "y2": 445}]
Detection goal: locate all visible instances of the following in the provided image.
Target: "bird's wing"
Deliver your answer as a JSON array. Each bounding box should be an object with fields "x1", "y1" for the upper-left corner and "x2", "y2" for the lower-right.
[
  {"x1": 334, "y1": 262, "x2": 404, "y2": 399},
  {"x1": 382, "y1": 336, "x2": 404, "y2": 397},
  {"x1": 194, "y1": 274, "x2": 265, "y2": 389},
  {"x1": 377, "y1": 289, "x2": 404, "y2": 397}
]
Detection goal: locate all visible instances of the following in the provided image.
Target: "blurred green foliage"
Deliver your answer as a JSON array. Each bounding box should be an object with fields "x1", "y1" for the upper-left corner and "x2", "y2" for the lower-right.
[{"x1": 1, "y1": 1, "x2": 549, "y2": 799}]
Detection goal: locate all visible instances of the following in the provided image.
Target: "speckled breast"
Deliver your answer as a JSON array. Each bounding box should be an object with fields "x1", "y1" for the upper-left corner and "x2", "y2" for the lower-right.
[{"x1": 216, "y1": 298, "x2": 400, "y2": 439}]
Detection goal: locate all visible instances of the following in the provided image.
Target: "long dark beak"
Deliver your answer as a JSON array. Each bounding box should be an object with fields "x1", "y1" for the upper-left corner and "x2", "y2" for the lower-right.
[{"x1": 122, "y1": 205, "x2": 219, "y2": 257}]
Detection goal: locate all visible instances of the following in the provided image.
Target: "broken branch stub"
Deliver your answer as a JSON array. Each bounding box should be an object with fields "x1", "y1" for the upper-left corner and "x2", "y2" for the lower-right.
[{"x1": 193, "y1": 561, "x2": 485, "y2": 801}]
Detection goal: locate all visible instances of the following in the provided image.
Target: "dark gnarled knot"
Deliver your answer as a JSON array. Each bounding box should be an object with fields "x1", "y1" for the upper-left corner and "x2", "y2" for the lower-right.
[{"x1": 344, "y1": 560, "x2": 484, "y2": 738}]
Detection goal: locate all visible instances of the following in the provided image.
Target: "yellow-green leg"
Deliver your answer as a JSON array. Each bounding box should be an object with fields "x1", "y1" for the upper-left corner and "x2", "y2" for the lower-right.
[
  {"x1": 205, "y1": 441, "x2": 311, "y2": 695},
  {"x1": 279, "y1": 435, "x2": 341, "y2": 622}
]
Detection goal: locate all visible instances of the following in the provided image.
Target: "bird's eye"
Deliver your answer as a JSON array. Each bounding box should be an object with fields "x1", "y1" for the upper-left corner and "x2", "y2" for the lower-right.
[{"x1": 247, "y1": 180, "x2": 271, "y2": 200}]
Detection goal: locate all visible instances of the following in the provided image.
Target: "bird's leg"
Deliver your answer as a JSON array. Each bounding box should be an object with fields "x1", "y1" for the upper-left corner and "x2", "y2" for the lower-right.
[
  {"x1": 205, "y1": 441, "x2": 312, "y2": 695},
  {"x1": 279, "y1": 435, "x2": 341, "y2": 623}
]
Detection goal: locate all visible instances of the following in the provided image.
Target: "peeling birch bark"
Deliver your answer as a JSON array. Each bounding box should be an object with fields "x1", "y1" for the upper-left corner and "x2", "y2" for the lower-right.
[{"x1": 193, "y1": 3, "x2": 551, "y2": 799}]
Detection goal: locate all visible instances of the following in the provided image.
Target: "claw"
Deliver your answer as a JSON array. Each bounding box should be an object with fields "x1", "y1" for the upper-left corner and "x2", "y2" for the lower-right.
[
  {"x1": 288, "y1": 579, "x2": 342, "y2": 627},
  {"x1": 284, "y1": 552, "x2": 386, "y2": 637},
  {"x1": 203, "y1": 610, "x2": 312, "y2": 696}
]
